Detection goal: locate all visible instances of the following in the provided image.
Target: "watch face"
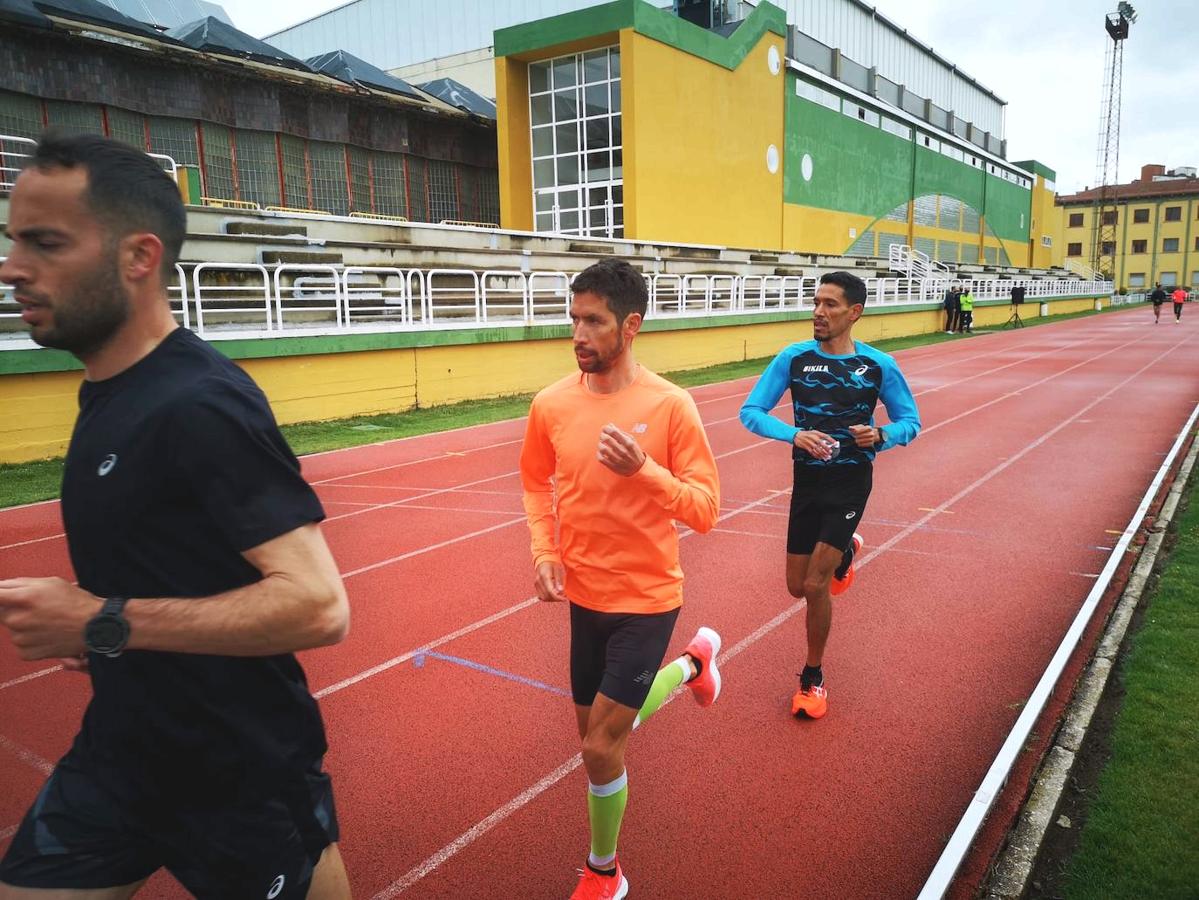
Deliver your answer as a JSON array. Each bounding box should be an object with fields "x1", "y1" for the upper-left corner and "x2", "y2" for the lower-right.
[{"x1": 86, "y1": 615, "x2": 129, "y2": 655}]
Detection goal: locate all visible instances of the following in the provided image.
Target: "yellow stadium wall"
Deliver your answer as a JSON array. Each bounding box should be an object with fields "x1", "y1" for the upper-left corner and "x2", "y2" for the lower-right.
[
  {"x1": 0, "y1": 297, "x2": 1109, "y2": 464},
  {"x1": 621, "y1": 29, "x2": 785, "y2": 247},
  {"x1": 782, "y1": 204, "x2": 878, "y2": 255}
]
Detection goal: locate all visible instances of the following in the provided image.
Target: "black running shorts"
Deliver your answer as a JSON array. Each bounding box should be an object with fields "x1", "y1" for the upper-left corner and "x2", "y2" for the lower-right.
[
  {"x1": 569, "y1": 603, "x2": 681, "y2": 709},
  {"x1": 787, "y1": 461, "x2": 873, "y2": 556},
  {"x1": 0, "y1": 751, "x2": 338, "y2": 899}
]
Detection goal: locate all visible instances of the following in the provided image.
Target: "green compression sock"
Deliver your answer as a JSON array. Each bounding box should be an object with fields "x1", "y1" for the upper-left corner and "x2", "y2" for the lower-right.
[
  {"x1": 587, "y1": 770, "x2": 628, "y2": 867},
  {"x1": 634, "y1": 656, "x2": 690, "y2": 729}
]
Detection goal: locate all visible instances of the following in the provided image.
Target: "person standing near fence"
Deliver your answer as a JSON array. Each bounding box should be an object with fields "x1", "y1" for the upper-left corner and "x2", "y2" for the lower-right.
[
  {"x1": 942, "y1": 283, "x2": 961, "y2": 333},
  {"x1": 958, "y1": 283, "x2": 975, "y2": 333},
  {"x1": 0, "y1": 133, "x2": 352, "y2": 899}
]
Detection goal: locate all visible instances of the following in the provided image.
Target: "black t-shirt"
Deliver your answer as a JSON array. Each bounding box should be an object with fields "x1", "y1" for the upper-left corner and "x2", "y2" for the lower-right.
[
  {"x1": 62, "y1": 327, "x2": 328, "y2": 807},
  {"x1": 1150, "y1": 288, "x2": 1167, "y2": 303}
]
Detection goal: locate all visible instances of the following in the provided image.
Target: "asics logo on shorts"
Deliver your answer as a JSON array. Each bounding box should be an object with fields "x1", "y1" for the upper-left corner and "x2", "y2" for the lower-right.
[
  {"x1": 98, "y1": 453, "x2": 118, "y2": 477},
  {"x1": 267, "y1": 874, "x2": 286, "y2": 898},
  {"x1": 845, "y1": 511, "x2": 857, "y2": 519}
]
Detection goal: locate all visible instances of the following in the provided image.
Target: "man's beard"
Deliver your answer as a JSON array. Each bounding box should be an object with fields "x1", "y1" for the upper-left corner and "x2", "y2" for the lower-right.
[
  {"x1": 31, "y1": 256, "x2": 130, "y2": 357},
  {"x1": 576, "y1": 332, "x2": 625, "y2": 374}
]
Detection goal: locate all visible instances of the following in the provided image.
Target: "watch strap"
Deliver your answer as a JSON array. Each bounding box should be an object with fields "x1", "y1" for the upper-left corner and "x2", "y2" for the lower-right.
[{"x1": 101, "y1": 596, "x2": 129, "y2": 617}]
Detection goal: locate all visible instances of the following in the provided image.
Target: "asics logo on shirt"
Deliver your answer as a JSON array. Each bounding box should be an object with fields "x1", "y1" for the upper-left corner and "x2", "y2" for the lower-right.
[
  {"x1": 854, "y1": 365, "x2": 869, "y2": 376},
  {"x1": 267, "y1": 875, "x2": 286, "y2": 899},
  {"x1": 97, "y1": 453, "x2": 118, "y2": 477}
]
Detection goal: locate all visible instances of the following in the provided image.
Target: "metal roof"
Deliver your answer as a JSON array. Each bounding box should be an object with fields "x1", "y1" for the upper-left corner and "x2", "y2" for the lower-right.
[{"x1": 417, "y1": 78, "x2": 496, "y2": 118}]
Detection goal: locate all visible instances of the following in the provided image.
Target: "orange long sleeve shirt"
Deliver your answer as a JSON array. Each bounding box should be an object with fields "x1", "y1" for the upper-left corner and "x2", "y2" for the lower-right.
[{"x1": 519, "y1": 367, "x2": 721, "y2": 614}]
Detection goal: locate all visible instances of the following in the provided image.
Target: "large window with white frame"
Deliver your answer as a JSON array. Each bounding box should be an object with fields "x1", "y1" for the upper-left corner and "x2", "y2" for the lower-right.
[{"x1": 529, "y1": 47, "x2": 623, "y2": 238}]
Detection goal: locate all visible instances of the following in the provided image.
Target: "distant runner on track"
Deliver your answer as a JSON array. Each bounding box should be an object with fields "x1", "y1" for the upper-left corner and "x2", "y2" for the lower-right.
[
  {"x1": 740, "y1": 271, "x2": 920, "y2": 721},
  {"x1": 520, "y1": 259, "x2": 722, "y2": 900}
]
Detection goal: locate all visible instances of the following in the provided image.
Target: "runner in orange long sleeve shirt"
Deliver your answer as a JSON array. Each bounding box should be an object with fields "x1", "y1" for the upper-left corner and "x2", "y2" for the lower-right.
[{"x1": 520, "y1": 259, "x2": 722, "y2": 900}]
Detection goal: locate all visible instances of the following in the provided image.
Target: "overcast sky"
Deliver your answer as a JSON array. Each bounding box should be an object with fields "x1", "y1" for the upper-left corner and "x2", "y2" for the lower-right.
[{"x1": 220, "y1": 0, "x2": 1198, "y2": 195}]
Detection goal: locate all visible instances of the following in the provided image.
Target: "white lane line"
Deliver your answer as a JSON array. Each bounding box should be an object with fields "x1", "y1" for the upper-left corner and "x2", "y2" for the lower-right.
[
  {"x1": 314, "y1": 597, "x2": 542, "y2": 700},
  {"x1": 340, "y1": 518, "x2": 527, "y2": 580},
  {"x1": 0, "y1": 532, "x2": 66, "y2": 552},
  {"x1": 0, "y1": 734, "x2": 54, "y2": 776},
  {"x1": 0, "y1": 822, "x2": 17, "y2": 841},
  {"x1": 311, "y1": 438, "x2": 526, "y2": 485},
  {"x1": 324, "y1": 470, "x2": 521, "y2": 523},
  {"x1": 0, "y1": 665, "x2": 63, "y2": 692}
]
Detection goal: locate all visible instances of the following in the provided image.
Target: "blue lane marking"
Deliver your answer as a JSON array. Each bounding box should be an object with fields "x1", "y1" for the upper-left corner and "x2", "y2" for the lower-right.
[{"x1": 421, "y1": 651, "x2": 570, "y2": 697}]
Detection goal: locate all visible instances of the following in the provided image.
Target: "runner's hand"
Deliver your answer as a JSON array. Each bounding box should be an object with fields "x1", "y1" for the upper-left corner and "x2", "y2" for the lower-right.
[
  {"x1": 793, "y1": 430, "x2": 836, "y2": 460},
  {"x1": 598, "y1": 424, "x2": 646, "y2": 476},
  {"x1": 534, "y1": 561, "x2": 567, "y2": 603},
  {"x1": 0, "y1": 577, "x2": 97, "y2": 660},
  {"x1": 848, "y1": 424, "x2": 882, "y2": 448}
]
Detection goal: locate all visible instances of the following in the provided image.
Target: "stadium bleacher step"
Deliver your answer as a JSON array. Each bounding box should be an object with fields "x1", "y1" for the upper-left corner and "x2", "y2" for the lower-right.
[
  {"x1": 258, "y1": 248, "x2": 345, "y2": 266},
  {"x1": 566, "y1": 241, "x2": 616, "y2": 254},
  {"x1": 224, "y1": 220, "x2": 310, "y2": 238}
]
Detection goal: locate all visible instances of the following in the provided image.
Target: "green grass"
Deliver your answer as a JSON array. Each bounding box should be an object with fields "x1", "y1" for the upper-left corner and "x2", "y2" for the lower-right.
[
  {"x1": 0, "y1": 457, "x2": 66, "y2": 509},
  {"x1": 1061, "y1": 471, "x2": 1199, "y2": 899},
  {"x1": 0, "y1": 302, "x2": 1128, "y2": 509}
]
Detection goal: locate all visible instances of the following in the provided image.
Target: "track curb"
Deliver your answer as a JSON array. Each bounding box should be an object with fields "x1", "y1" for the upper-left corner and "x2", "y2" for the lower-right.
[{"x1": 984, "y1": 428, "x2": 1199, "y2": 898}]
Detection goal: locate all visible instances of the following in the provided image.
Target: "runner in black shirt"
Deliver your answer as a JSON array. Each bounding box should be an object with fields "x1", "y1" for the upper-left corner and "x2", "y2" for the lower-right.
[
  {"x1": 1149, "y1": 283, "x2": 1167, "y2": 324},
  {"x1": 0, "y1": 134, "x2": 351, "y2": 898}
]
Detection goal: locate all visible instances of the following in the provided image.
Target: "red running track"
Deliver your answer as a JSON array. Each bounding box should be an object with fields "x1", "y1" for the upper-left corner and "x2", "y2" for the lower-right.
[{"x1": 0, "y1": 307, "x2": 1196, "y2": 898}]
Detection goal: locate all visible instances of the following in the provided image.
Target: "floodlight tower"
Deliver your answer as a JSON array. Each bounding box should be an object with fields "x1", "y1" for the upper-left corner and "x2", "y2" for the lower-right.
[{"x1": 1091, "y1": 2, "x2": 1136, "y2": 282}]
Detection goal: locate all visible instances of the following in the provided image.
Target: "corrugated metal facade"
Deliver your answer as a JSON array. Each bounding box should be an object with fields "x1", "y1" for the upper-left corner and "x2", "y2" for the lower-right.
[
  {"x1": 264, "y1": 0, "x2": 611, "y2": 72},
  {"x1": 777, "y1": 0, "x2": 1004, "y2": 136},
  {"x1": 265, "y1": 0, "x2": 1003, "y2": 136}
]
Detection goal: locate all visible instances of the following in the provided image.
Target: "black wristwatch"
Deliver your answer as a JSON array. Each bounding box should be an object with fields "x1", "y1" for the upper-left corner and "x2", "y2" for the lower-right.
[
  {"x1": 874, "y1": 427, "x2": 887, "y2": 449},
  {"x1": 84, "y1": 597, "x2": 131, "y2": 657}
]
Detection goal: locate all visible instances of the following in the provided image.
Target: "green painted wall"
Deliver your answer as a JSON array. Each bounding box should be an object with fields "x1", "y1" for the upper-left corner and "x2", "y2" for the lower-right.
[
  {"x1": 913, "y1": 146, "x2": 984, "y2": 211},
  {"x1": 784, "y1": 75, "x2": 1032, "y2": 251},
  {"x1": 986, "y1": 175, "x2": 1033, "y2": 242},
  {"x1": 784, "y1": 88, "x2": 913, "y2": 217}
]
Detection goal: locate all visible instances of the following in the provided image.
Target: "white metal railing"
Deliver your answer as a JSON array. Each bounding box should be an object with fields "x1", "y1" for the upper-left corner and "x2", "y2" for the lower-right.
[
  {"x1": 1, "y1": 135, "x2": 36, "y2": 192},
  {"x1": 0, "y1": 260, "x2": 1114, "y2": 345},
  {"x1": 1065, "y1": 258, "x2": 1100, "y2": 280},
  {"x1": 889, "y1": 242, "x2": 953, "y2": 279},
  {"x1": 1, "y1": 134, "x2": 178, "y2": 191}
]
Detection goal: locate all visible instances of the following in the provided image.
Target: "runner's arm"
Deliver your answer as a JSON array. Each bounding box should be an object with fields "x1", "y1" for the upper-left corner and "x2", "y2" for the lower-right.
[
  {"x1": 519, "y1": 399, "x2": 561, "y2": 567},
  {"x1": 739, "y1": 349, "x2": 800, "y2": 444},
  {"x1": 875, "y1": 357, "x2": 921, "y2": 450},
  {"x1": 633, "y1": 394, "x2": 720, "y2": 533}
]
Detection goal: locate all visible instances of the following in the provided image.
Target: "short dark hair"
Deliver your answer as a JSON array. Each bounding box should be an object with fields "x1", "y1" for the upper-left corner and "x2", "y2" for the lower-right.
[
  {"x1": 819, "y1": 270, "x2": 867, "y2": 305},
  {"x1": 30, "y1": 131, "x2": 186, "y2": 278},
  {"x1": 570, "y1": 259, "x2": 648, "y2": 324}
]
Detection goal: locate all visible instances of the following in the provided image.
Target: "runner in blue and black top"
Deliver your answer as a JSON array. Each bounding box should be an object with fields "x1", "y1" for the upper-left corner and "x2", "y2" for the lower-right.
[{"x1": 739, "y1": 271, "x2": 920, "y2": 720}]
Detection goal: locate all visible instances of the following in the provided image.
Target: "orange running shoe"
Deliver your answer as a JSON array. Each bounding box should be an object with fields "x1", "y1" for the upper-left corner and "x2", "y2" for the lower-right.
[
  {"x1": 830, "y1": 532, "x2": 863, "y2": 597},
  {"x1": 791, "y1": 681, "x2": 828, "y2": 719},
  {"x1": 682, "y1": 626, "x2": 722, "y2": 707},
  {"x1": 570, "y1": 860, "x2": 629, "y2": 900}
]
